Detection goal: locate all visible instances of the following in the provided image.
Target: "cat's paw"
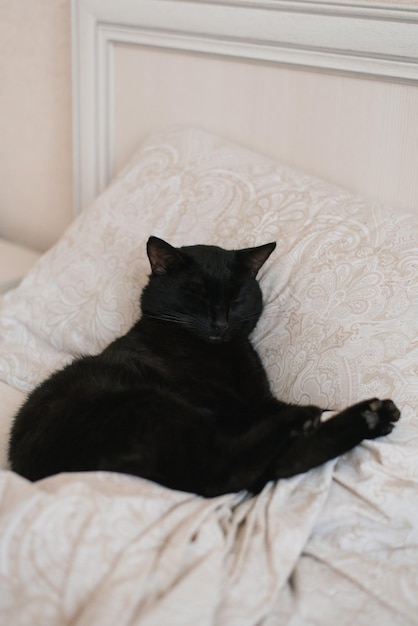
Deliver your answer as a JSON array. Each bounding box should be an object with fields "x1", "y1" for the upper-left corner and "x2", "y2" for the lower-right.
[
  {"x1": 289, "y1": 406, "x2": 323, "y2": 437},
  {"x1": 302, "y1": 411, "x2": 322, "y2": 435},
  {"x1": 360, "y1": 398, "x2": 400, "y2": 439}
]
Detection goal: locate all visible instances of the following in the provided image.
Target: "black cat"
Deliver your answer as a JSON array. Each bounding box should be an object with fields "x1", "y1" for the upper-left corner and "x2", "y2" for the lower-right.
[{"x1": 8, "y1": 237, "x2": 400, "y2": 496}]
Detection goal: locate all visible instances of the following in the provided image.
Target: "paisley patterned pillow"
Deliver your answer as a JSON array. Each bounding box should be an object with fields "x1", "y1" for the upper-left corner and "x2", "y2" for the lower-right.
[{"x1": 0, "y1": 127, "x2": 417, "y2": 420}]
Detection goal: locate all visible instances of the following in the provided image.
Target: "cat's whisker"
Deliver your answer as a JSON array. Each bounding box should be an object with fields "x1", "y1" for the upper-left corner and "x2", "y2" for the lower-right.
[
  {"x1": 143, "y1": 311, "x2": 200, "y2": 331},
  {"x1": 143, "y1": 312, "x2": 189, "y2": 323}
]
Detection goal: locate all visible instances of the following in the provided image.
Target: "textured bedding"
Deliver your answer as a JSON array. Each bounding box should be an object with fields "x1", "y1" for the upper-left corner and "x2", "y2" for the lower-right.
[{"x1": 0, "y1": 128, "x2": 417, "y2": 625}]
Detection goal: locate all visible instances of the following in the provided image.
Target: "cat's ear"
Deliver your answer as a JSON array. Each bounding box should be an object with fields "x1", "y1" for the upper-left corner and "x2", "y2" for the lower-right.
[
  {"x1": 236, "y1": 242, "x2": 276, "y2": 278},
  {"x1": 146, "y1": 236, "x2": 183, "y2": 275}
]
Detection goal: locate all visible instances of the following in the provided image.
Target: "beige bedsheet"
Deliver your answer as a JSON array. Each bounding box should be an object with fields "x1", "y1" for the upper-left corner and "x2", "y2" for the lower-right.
[{"x1": 1, "y1": 407, "x2": 417, "y2": 625}]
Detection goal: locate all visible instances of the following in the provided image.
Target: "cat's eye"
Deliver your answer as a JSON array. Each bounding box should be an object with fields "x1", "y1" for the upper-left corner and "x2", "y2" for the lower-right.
[{"x1": 231, "y1": 292, "x2": 244, "y2": 307}]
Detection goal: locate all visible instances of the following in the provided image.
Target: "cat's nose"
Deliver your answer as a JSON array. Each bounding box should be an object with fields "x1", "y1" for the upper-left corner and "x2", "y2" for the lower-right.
[
  {"x1": 211, "y1": 314, "x2": 229, "y2": 336},
  {"x1": 209, "y1": 316, "x2": 229, "y2": 343},
  {"x1": 211, "y1": 305, "x2": 229, "y2": 337},
  {"x1": 212, "y1": 320, "x2": 228, "y2": 334}
]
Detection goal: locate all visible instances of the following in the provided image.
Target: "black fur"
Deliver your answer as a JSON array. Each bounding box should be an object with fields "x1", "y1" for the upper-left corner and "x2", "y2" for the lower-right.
[{"x1": 8, "y1": 237, "x2": 400, "y2": 496}]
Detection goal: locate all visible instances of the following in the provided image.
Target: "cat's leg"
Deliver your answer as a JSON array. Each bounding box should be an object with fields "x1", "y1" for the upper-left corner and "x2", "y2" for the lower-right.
[
  {"x1": 205, "y1": 398, "x2": 399, "y2": 495},
  {"x1": 95, "y1": 395, "x2": 398, "y2": 497},
  {"x1": 274, "y1": 402, "x2": 324, "y2": 435},
  {"x1": 273, "y1": 398, "x2": 400, "y2": 479},
  {"x1": 203, "y1": 404, "x2": 324, "y2": 496}
]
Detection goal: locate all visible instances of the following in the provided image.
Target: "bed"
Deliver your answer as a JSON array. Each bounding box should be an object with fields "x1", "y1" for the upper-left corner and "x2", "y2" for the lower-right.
[{"x1": 1, "y1": 1, "x2": 418, "y2": 624}]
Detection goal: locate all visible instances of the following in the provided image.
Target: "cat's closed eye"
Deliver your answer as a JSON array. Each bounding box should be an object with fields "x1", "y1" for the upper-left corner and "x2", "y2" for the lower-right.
[{"x1": 230, "y1": 289, "x2": 245, "y2": 307}]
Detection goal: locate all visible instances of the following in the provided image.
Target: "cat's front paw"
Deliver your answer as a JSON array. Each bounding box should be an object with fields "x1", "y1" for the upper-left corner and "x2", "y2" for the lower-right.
[
  {"x1": 289, "y1": 406, "x2": 323, "y2": 437},
  {"x1": 302, "y1": 411, "x2": 322, "y2": 435},
  {"x1": 360, "y1": 398, "x2": 400, "y2": 439}
]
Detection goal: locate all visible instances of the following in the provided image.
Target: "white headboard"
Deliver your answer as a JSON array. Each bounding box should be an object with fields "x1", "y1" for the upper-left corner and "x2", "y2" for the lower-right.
[{"x1": 72, "y1": 0, "x2": 418, "y2": 216}]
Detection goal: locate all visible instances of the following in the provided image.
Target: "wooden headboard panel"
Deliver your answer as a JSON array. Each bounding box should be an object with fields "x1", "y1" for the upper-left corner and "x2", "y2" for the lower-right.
[{"x1": 72, "y1": 0, "x2": 418, "y2": 216}]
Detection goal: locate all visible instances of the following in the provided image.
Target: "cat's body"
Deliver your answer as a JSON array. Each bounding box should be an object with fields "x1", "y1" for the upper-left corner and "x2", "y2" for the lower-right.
[{"x1": 8, "y1": 237, "x2": 400, "y2": 496}]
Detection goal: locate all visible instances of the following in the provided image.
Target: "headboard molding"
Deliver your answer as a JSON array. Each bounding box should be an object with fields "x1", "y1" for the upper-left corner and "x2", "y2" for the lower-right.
[{"x1": 72, "y1": 0, "x2": 418, "y2": 214}]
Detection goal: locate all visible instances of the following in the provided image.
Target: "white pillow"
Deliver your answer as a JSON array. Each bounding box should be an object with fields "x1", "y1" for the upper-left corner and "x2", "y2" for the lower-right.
[{"x1": 0, "y1": 127, "x2": 417, "y2": 421}]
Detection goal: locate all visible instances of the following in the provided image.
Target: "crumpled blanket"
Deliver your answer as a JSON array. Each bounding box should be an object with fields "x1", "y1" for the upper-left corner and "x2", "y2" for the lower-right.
[{"x1": 1, "y1": 407, "x2": 417, "y2": 626}]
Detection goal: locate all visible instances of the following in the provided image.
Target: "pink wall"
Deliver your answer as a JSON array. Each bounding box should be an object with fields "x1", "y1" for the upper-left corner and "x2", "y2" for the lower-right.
[{"x1": 0, "y1": 0, "x2": 73, "y2": 251}]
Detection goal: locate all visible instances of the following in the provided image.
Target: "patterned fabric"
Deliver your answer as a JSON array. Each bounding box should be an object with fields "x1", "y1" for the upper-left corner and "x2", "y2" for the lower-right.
[{"x1": 0, "y1": 128, "x2": 417, "y2": 625}]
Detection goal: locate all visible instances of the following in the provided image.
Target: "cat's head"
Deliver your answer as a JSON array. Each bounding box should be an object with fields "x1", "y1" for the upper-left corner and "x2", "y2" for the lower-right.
[{"x1": 140, "y1": 236, "x2": 276, "y2": 343}]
